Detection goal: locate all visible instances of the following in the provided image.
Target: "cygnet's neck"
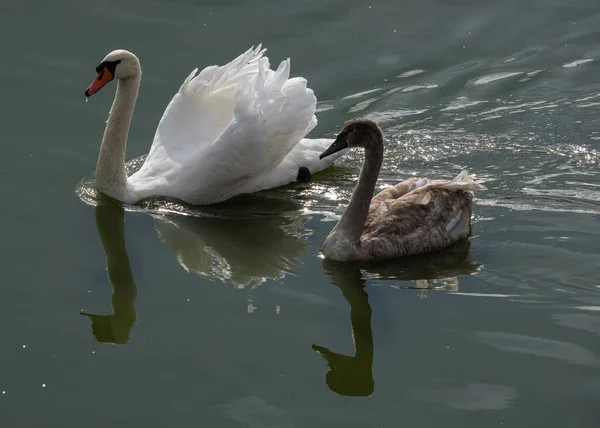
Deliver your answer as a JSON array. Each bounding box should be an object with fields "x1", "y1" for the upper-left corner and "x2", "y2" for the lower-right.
[{"x1": 330, "y1": 140, "x2": 383, "y2": 250}]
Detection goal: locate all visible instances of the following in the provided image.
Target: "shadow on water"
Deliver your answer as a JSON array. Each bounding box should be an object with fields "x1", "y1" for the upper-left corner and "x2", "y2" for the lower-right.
[
  {"x1": 313, "y1": 238, "x2": 482, "y2": 397},
  {"x1": 81, "y1": 198, "x2": 138, "y2": 344}
]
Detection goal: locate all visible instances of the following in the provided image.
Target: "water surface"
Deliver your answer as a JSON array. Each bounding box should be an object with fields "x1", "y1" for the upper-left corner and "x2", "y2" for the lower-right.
[{"x1": 1, "y1": 0, "x2": 599, "y2": 426}]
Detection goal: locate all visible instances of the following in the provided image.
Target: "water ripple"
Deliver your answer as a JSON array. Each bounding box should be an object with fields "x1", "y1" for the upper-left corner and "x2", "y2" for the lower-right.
[{"x1": 476, "y1": 332, "x2": 600, "y2": 367}]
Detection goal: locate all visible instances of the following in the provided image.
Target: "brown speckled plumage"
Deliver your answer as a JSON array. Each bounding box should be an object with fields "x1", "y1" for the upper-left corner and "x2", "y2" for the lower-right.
[
  {"x1": 362, "y1": 176, "x2": 477, "y2": 259},
  {"x1": 320, "y1": 120, "x2": 486, "y2": 262}
]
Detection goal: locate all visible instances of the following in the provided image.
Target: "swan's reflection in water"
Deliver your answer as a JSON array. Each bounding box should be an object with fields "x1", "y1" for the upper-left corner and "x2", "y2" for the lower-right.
[
  {"x1": 150, "y1": 195, "x2": 310, "y2": 288},
  {"x1": 81, "y1": 200, "x2": 138, "y2": 344},
  {"x1": 313, "y1": 239, "x2": 482, "y2": 397},
  {"x1": 80, "y1": 194, "x2": 312, "y2": 343}
]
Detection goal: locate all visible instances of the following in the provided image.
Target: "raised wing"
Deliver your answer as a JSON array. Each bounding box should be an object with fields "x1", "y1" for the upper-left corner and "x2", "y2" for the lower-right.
[
  {"x1": 145, "y1": 45, "x2": 267, "y2": 164},
  {"x1": 204, "y1": 55, "x2": 318, "y2": 179},
  {"x1": 128, "y1": 45, "x2": 323, "y2": 204}
]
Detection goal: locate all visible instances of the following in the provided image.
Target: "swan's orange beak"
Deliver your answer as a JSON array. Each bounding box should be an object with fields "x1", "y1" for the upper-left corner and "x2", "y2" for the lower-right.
[{"x1": 85, "y1": 67, "x2": 114, "y2": 97}]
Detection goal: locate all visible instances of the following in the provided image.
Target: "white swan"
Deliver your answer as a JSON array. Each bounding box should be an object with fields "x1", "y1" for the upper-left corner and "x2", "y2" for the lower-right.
[{"x1": 84, "y1": 46, "x2": 345, "y2": 205}]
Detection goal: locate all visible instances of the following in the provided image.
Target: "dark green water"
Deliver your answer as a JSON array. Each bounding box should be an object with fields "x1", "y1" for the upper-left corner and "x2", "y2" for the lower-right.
[{"x1": 2, "y1": 0, "x2": 600, "y2": 426}]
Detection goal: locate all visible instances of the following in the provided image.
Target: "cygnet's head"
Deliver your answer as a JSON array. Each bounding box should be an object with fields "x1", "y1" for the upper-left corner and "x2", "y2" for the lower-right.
[
  {"x1": 85, "y1": 49, "x2": 141, "y2": 97},
  {"x1": 319, "y1": 119, "x2": 383, "y2": 159}
]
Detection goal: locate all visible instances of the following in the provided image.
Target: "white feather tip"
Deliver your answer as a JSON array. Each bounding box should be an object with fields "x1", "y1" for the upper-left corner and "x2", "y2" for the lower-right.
[{"x1": 447, "y1": 170, "x2": 487, "y2": 191}]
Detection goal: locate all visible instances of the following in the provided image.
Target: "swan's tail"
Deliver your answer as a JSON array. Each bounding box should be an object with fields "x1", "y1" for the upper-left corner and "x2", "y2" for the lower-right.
[{"x1": 439, "y1": 170, "x2": 487, "y2": 192}]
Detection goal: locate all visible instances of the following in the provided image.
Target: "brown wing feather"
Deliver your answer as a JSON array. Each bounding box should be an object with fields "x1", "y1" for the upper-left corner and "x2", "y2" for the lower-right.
[
  {"x1": 361, "y1": 184, "x2": 474, "y2": 260},
  {"x1": 367, "y1": 177, "x2": 425, "y2": 226},
  {"x1": 371, "y1": 178, "x2": 421, "y2": 203}
]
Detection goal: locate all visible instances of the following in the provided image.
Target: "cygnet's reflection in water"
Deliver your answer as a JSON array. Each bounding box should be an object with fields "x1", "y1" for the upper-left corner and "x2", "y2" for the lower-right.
[
  {"x1": 81, "y1": 199, "x2": 138, "y2": 344},
  {"x1": 149, "y1": 194, "x2": 311, "y2": 288},
  {"x1": 313, "y1": 238, "x2": 482, "y2": 397},
  {"x1": 313, "y1": 261, "x2": 374, "y2": 397},
  {"x1": 361, "y1": 236, "x2": 483, "y2": 298}
]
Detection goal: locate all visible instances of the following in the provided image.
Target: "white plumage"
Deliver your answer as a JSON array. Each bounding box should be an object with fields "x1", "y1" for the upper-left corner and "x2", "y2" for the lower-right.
[{"x1": 86, "y1": 46, "x2": 345, "y2": 205}]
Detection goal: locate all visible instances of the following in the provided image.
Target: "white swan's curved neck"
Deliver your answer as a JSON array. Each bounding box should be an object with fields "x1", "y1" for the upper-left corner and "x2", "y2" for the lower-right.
[
  {"x1": 95, "y1": 74, "x2": 141, "y2": 201},
  {"x1": 334, "y1": 144, "x2": 383, "y2": 244}
]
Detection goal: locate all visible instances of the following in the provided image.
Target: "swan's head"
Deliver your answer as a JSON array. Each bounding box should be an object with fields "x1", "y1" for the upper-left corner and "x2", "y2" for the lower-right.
[
  {"x1": 85, "y1": 50, "x2": 141, "y2": 97},
  {"x1": 319, "y1": 119, "x2": 383, "y2": 159}
]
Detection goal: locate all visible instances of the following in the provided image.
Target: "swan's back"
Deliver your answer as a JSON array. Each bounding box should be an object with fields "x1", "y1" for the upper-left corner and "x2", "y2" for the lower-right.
[
  {"x1": 360, "y1": 171, "x2": 485, "y2": 260},
  {"x1": 127, "y1": 46, "x2": 341, "y2": 205}
]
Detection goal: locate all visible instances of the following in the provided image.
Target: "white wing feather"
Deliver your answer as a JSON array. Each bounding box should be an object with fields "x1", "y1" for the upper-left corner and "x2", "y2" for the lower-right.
[
  {"x1": 146, "y1": 45, "x2": 266, "y2": 159},
  {"x1": 127, "y1": 46, "x2": 343, "y2": 205}
]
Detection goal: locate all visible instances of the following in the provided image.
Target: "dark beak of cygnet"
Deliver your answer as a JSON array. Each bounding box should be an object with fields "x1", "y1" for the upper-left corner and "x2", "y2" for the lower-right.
[{"x1": 319, "y1": 133, "x2": 348, "y2": 159}]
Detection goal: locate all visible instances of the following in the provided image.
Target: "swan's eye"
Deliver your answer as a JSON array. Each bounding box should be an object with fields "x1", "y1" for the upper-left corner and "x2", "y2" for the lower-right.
[{"x1": 95, "y1": 60, "x2": 121, "y2": 74}]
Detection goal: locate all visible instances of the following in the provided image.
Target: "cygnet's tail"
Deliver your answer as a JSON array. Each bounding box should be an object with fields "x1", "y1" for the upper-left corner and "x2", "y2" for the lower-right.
[{"x1": 439, "y1": 170, "x2": 487, "y2": 192}]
